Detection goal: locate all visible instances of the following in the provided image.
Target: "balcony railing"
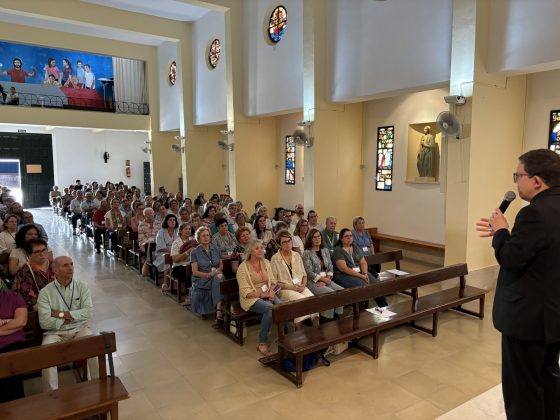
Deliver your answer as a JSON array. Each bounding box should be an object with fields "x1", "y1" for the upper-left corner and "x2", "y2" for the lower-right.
[{"x1": 1, "y1": 92, "x2": 149, "y2": 115}]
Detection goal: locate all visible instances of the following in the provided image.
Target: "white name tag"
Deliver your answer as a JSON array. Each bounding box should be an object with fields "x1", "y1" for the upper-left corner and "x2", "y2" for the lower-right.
[
  {"x1": 320, "y1": 271, "x2": 326, "y2": 277},
  {"x1": 362, "y1": 246, "x2": 369, "y2": 252},
  {"x1": 292, "y1": 277, "x2": 301, "y2": 285},
  {"x1": 261, "y1": 285, "x2": 269, "y2": 292},
  {"x1": 352, "y1": 267, "x2": 361, "y2": 272}
]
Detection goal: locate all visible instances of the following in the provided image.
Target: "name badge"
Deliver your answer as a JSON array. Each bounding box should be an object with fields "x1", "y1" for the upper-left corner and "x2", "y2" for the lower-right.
[
  {"x1": 261, "y1": 285, "x2": 269, "y2": 292},
  {"x1": 320, "y1": 271, "x2": 326, "y2": 277},
  {"x1": 352, "y1": 267, "x2": 361, "y2": 272},
  {"x1": 292, "y1": 277, "x2": 301, "y2": 285},
  {"x1": 362, "y1": 246, "x2": 369, "y2": 252}
]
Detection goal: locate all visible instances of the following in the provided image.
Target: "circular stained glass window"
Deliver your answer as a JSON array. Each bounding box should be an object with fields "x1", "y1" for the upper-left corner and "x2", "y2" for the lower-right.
[
  {"x1": 268, "y1": 5, "x2": 287, "y2": 43},
  {"x1": 208, "y1": 39, "x2": 221, "y2": 68},
  {"x1": 168, "y1": 61, "x2": 177, "y2": 86}
]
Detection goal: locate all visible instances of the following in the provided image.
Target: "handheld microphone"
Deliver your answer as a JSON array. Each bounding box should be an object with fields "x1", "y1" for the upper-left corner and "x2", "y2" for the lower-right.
[{"x1": 498, "y1": 191, "x2": 516, "y2": 213}]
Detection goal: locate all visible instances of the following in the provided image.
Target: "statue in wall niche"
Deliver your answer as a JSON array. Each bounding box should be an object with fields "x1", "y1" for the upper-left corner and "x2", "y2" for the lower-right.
[{"x1": 416, "y1": 125, "x2": 436, "y2": 178}]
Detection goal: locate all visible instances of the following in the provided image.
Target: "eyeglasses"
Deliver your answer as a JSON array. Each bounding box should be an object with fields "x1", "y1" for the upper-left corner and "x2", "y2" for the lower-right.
[
  {"x1": 32, "y1": 248, "x2": 48, "y2": 255},
  {"x1": 280, "y1": 239, "x2": 292, "y2": 245},
  {"x1": 513, "y1": 172, "x2": 532, "y2": 182},
  {"x1": 342, "y1": 234, "x2": 353, "y2": 238}
]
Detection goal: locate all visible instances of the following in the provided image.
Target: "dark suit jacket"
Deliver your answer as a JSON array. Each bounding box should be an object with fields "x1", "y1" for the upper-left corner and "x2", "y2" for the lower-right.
[{"x1": 492, "y1": 186, "x2": 560, "y2": 342}]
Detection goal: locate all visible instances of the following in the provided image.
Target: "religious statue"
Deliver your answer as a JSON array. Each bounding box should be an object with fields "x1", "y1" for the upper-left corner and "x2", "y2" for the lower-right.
[{"x1": 416, "y1": 126, "x2": 436, "y2": 178}]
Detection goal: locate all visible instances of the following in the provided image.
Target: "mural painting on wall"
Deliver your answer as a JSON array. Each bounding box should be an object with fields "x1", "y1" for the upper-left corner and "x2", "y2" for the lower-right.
[
  {"x1": 375, "y1": 126, "x2": 394, "y2": 191},
  {"x1": 549, "y1": 110, "x2": 560, "y2": 155},
  {"x1": 0, "y1": 40, "x2": 113, "y2": 110},
  {"x1": 406, "y1": 123, "x2": 441, "y2": 184}
]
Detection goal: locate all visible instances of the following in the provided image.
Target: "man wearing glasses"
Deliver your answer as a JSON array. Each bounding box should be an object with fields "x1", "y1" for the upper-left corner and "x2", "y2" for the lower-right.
[
  {"x1": 477, "y1": 149, "x2": 560, "y2": 420},
  {"x1": 37, "y1": 256, "x2": 97, "y2": 391}
]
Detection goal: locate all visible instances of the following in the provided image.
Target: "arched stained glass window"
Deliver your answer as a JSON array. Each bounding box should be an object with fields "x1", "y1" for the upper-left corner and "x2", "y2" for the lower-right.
[
  {"x1": 285, "y1": 135, "x2": 295, "y2": 185},
  {"x1": 208, "y1": 39, "x2": 221, "y2": 68},
  {"x1": 268, "y1": 6, "x2": 287, "y2": 43},
  {"x1": 168, "y1": 61, "x2": 177, "y2": 86},
  {"x1": 375, "y1": 126, "x2": 394, "y2": 191}
]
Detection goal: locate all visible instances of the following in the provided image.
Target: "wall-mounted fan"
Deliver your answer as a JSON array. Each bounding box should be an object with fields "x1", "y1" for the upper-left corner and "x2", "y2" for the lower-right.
[
  {"x1": 141, "y1": 147, "x2": 151, "y2": 154},
  {"x1": 436, "y1": 111, "x2": 461, "y2": 140},
  {"x1": 217, "y1": 140, "x2": 234, "y2": 151},
  {"x1": 171, "y1": 144, "x2": 184, "y2": 153},
  {"x1": 291, "y1": 129, "x2": 314, "y2": 148}
]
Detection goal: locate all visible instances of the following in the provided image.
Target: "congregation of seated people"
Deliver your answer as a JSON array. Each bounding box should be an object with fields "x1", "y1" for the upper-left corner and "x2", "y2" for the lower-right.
[{"x1": 2, "y1": 180, "x2": 388, "y2": 365}]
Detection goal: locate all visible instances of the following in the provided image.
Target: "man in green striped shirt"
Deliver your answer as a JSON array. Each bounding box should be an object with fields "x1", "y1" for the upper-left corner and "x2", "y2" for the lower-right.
[{"x1": 37, "y1": 255, "x2": 98, "y2": 391}]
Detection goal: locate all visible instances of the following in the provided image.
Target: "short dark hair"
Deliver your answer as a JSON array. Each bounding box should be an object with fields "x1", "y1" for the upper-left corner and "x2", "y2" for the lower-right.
[
  {"x1": 215, "y1": 218, "x2": 228, "y2": 228},
  {"x1": 519, "y1": 149, "x2": 560, "y2": 187},
  {"x1": 15, "y1": 224, "x2": 41, "y2": 248},
  {"x1": 162, "y1": 214, "x2": 177, "y2": 228},
  {"x1": 24, "y1": 238, "x2": 48, "y2": 256},
  {"x1": 334, "y1": 228, "x2": 352, "y2": 248}
]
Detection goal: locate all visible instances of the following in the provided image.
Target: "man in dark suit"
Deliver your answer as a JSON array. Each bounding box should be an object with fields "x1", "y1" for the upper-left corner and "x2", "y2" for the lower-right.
[{"x1": 477, "y1": 149, "x2": 560, "y2": 420}]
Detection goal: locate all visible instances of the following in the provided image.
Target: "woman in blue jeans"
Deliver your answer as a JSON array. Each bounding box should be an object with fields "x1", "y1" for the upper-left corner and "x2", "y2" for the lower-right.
[
  {"x1": 332, "y1": 228, "x2": 388, "y2": 307},
  {"x1": 236, "y1": 239, "x2": 282, "y2": 356}
]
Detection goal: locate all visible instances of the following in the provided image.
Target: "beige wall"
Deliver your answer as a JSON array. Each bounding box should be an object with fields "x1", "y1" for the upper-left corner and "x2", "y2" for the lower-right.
[
  {"x1": 150, "y1": 132, "x2": 182, "y2": 194},
  {"x1": 277, "y1": 112, "x2": 304, "y2": 209}
]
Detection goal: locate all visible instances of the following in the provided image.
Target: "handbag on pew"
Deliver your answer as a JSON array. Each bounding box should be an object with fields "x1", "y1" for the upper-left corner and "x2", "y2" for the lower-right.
[{"x1": 281, "y1": 350, "x2": 330, "y2": 372}]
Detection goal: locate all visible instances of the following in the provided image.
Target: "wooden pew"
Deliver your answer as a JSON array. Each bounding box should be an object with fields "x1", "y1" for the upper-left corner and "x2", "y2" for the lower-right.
[
  {"x1": 164, "y1": 254, "x2": 191, "y2": 303},
  {"x1": 0, "y1": 331, "x2": 129, "y2": 420},
  {"x1": 261, "y1": 263, "x2": 486, "y2": 387},
  {"x1": 220, "y1": 278, "x2": 262, "y2": 345},
  {"x1": 367, "y1": 227, "x2": 444, "y2": 253},
  {"x1": 365, "y1": 250, "x2": 403, "y2": 271}
]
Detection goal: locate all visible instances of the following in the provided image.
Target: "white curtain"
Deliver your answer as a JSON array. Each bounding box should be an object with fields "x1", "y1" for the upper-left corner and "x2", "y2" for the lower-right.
[{"x1": 112, "y1": 57, "x2": 148, "y2": 111}]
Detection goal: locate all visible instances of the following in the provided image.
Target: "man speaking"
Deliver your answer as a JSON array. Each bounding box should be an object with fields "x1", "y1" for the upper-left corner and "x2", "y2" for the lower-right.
[{"x1": 477, "y1": 149, "x2": 560, "y2": 419}]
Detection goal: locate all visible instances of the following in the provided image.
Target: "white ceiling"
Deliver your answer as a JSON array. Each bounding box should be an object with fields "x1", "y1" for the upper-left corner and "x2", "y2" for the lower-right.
[{"x1": 81, "y1": 0, "x2": 211, "y2": 22}]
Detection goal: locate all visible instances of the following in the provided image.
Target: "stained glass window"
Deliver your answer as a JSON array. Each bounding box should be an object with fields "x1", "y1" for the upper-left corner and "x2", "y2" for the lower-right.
[
  {"x1": 268, "y1": 6, "x2": 287, "y2": 43},
  {"x1": 168, "y1": 61, "x2": 177, "y2": 86},
  {"x1": 549, "y1": 110, "x2": 560, "y2": 154},
  {"x1": 375, "y1": 126, "x2": 394, "y2": 191},
  {"x1": 208, "y1": 39, "x2": 221, "y2": 68},
  {"x1": 285, "y1": 135, "x2": 295, "y2": 185}
]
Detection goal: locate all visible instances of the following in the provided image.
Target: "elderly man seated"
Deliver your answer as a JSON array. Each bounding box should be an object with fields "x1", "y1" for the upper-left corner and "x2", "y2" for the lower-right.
[
  {"x1": 69, "y1": 190, "x2": 84, "y2": 235},
  {"x1": 37, "y1": 256, "x2": 98, "y2": 391},
  {"x1": 322, "y1": 216, "x2": 338, "y2": 255}
]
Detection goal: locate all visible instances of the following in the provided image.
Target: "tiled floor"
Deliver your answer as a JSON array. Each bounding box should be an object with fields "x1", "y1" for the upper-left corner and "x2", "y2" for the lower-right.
[{"x1": 30, "y1": 208, "x2": 504, "y2": 419}]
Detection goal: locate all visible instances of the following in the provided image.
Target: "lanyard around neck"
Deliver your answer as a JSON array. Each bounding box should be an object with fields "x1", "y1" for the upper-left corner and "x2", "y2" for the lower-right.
[{"x1": 54, "y1": 280, "x2": 75, "y2": 311}]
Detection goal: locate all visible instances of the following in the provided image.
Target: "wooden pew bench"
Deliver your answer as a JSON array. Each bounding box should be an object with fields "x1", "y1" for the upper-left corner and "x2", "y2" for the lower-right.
[
  {"x1": 0, "y1": 331, "x2": 129, "y2": 420},
  {"x1": 367, "y1": 227, "x2": 444, "y2": 253},
  {"x1": 261, "y1": 263, "x2": 486, "y2": 387},
  {"x1": 220, "y1": 278, "x2": 263, "y2": 345},
  {"x1": 365, "y1": 250, "x2": 403, "y2": 271}
]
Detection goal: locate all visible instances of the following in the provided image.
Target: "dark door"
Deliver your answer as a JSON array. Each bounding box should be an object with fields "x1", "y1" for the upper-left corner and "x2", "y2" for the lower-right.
[{"x1": 0, "y1": 133, "x2": 54, "y2": 208}]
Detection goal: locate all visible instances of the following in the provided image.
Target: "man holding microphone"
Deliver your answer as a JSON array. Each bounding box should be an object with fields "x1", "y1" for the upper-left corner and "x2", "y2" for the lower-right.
[{"x1": 477, "y1": 149, "x2": 560, "y2": 420}]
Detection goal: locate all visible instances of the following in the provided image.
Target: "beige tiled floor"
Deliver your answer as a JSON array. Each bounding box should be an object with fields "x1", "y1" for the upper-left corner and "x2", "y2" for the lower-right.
[{"x1": 31, "y1": 208, "x2": 504, "y2": 419}]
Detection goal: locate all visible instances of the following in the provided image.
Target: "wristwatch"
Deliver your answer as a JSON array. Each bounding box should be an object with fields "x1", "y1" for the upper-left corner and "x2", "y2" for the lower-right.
[{"x1": 58, "y1": 312, "x2": 65, "y2": 318}]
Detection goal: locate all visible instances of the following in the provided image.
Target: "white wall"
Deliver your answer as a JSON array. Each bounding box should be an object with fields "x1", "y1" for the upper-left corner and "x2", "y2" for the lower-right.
[
  {"x1": 277, "y1": 112, "x2": 304, "y2": 208},
  {"x1": 158, "y1": 41, "x2": 181, "y2": 131},
  {"x1": 488, "y1": 0, "x2": 560, "y2": 74},
  {"x1": 51, "y1": 128, "x2": 149, "y2": 189},
  {"x1": 244, "y1": 0, "x2": 303, "y2": 116},
  {"x1": 326, "y1": 0, "x2": 452, "y2": 102},
  {"x1": 363, "y1": 88, "x2": 448, "y2": 243},
  {"x1": 524, "y1": 69, "x2": 560, "y2": 151},
  {"x1": 192, "y1": 11, "x2": 227, "y2": 125}
]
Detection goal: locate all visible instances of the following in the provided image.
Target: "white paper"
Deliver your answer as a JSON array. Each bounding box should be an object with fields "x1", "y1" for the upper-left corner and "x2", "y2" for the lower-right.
[
  {"x1": 378, "y1": 271, "x2": 392, "y2": 280},
  {"x1": 387, "y1": 269, "x2": 409, "y2": 276},
  {"x1": 292, "y1": 277, "x2": 301, "y2": 285},
  {"x1": 366, "y1": 307, "x2": 397, "y2": 318},
  {"x1": 352, "y1": 267, "x2": 361, "y2": 272},
  {"x1": 261, "y1": 285, "x2": 269, "y2": 292}
]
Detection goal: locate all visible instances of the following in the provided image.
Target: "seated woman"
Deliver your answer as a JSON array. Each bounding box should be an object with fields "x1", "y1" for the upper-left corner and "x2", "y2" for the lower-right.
[
  {"x1": 9, "y1": 225, "x2": 53, "y2": 277},
  {"x1": 167, "y1": 198, "x2": 180, "y2": 219},
  {"x1": 251, "y1": 215, "x2": 273, "y2": 245},
  {"x1": 155, "y1": 214, "x2": 179, "y2": 292},
  {"x1": 155, "y1": 201, "x2": 169, "y2": 223},
  {"x1": 212, "y1": 218, "x2": 238, "y2": 257},
  {"x1": 351, "y1": 216, "x2": 380, "y2": 274},
  {"x1": 202, "y1": 205, "x2": 216, "y2": 227},
  {"x1": 265, "y1": 222, "x2": 288, "y2": 260},
  {"x1": 236, "y1": 239, "x2": 282, "y2": 356},
  {"x1": 292, "y1": 218, "x2": 309, "y2": 254},
  {"x1": 104, "y1": 198, "x2": 127, "y2": 253},
  {"x1": 233, "y1": 212, "x2": 252, "y2": 232},
  {"x1": 189, "y1": 226, "x2": 224, "y2": 322},
  {"x1": 190, "y1": 213, "x2": 203, "y2": 235},
  {"x1": 332, "y1": 228, "x2": 388, "y2": 307},
  {"x1": 129, "y1": 201, "x2": 145, "y2": 233},
  {"x1": 0, "y1": 289, "x2": 28, "y2": 403},
  {"x1": 255, "y1": 205, "x2": 273, "y2": 230},
  {"x1": 178, "y1": 206, "x2": 191, "y2": 224},
  {"x1": 271, "y1": 231, "x2": 319, "y2": 327},
  {"x1": 302, "y1": 228, "x2": 345, "y2": 321},
  {"x1": 170, "y1": 222, "x2": 197, "y2": 298},
  {"x1": 272, "y1": 207, "x2": 284, "y2": 227},
  {"x1": 0, "y1": 215, "x2": 18, "y2": 254},
  {"x1": 138, "y1": 208, "x2": 162, "y2": 275},
  {"x1": 14, "y1": 238, "x2": 54, "y2": 310},
  {"x1": 235, "y1": 227, "x2": 252, "y2": 259}
]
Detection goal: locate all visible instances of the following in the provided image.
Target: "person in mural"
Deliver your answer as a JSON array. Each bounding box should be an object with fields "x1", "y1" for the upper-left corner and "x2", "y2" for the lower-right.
[
  {"x1": 43, "y1": 74, "x2": 60, "y2": 86},
  {"x1": 416, "y1": 125, "x2": 436, "y2": 178},
  {"x1": 60, "y1": 59, "x2": 73, "y2": 86},
  {"x1": 84, "y1": 64, "x2": 95, "y2": 90},
  {"x1": 0, "y1": 57, "x2": 36, "y2": 83},
  {"x1": 75, "y1": 60, "x2": 85, "y2": 87},
  {"x1": 43, "y1": 58, "x2": 60, "y2": 83},
  {"x1": 64, "y1": 76, "x2": 80, "y2": 89}
]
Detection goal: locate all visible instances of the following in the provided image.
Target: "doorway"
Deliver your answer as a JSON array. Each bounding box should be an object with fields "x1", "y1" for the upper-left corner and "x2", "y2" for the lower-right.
[{"x1": 0, "y1": 159, "x2": 22, "y2": 204}]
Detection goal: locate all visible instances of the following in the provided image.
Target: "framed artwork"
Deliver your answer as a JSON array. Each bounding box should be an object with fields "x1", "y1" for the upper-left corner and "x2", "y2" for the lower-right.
[
  {"x1": 285, "y1": 135, "x2": 295, "y2": 185},
  {"x1": 375, "y1": 126, "x2": 394, "y2": 191},
  {"x1": 268, "y1": 5, "x2": 287, "y2": 43},
  {"x1": 549, "y1": 110, "x2": 560, "y2": 154},
  {"x1": 208, "y1": 39, "x2": 221, "y2": 68},
  {"x1": 406, "y1": 123, "x2": 441, "y2": 184}
]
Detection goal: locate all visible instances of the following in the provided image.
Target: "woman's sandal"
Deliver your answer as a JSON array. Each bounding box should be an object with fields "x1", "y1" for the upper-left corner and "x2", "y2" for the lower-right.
[
  {"x1": 161, "y1": 284, "x2": 170, "y2": 293},
  {"x1": 211, "y1": 309, "x2": 225, "y2": 329},
  {"x1": 256, "y1": 343, "x2": 273, "y2": 357}
]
